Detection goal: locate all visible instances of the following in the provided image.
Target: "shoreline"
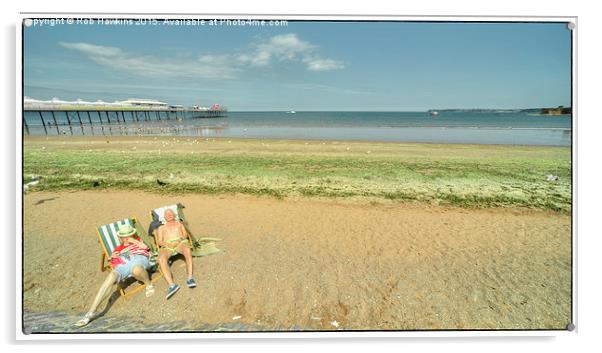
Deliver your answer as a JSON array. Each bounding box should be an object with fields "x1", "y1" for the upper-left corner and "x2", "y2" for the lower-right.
[{"x1": 23, "y1": 129, "x2": 571, "y2": 148}]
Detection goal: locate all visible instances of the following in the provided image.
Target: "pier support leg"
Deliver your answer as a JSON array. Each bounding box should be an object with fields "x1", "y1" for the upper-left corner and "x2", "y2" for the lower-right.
[
  {"x1": 23, "y1": 111, "x2": 29, "y2": 135},
  {"x1": 86, "y1": 111, "x2": 94, "y2": 136},
  {"x1": 105, "y1": 111, "x2": 114, "y2": 135},
  {"x1": 38, "y1": 111, "x2": 48, "y2": 135},
  {"x1": 98, "y1": 111, "x2": 106, "y2": 135},
  {"x1": 65, "y1": 111, "x2": 73, "y2": 135},
  {"x1": 76, "y1": 111, "x2": 85, "y2": 135},
  {"x1": 113, "y1": 111, "x2": 123, "y2": 135},
  {"x1": 50, "y1": 111, "x2": 60, "y2": 135}
]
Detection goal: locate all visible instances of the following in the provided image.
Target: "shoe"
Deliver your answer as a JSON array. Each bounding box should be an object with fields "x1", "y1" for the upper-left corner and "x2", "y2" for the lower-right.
[
  {"x1": 186, "y1": 278, "x2": 197, "y2": 288},
  {"x1": 145, "y1": 284, "x2": 155, "y2": 298},
  {"x1": 165, "y1": 284, "x2": 180, "y2": 300},
  {"x1": 75, "y1": 312, "x2": 96, "y2": 327}
]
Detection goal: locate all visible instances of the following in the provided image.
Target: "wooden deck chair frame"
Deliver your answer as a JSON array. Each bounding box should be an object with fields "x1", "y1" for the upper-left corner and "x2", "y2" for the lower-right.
[{"x1": 96, "y1": 217, "x2": 162, "y2": 300}]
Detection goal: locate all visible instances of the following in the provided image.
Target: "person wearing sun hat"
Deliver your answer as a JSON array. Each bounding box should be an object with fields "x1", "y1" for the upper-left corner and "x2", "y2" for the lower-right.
[{"x1": 75, "y1": 223, "x2": 154, "y2": 327}]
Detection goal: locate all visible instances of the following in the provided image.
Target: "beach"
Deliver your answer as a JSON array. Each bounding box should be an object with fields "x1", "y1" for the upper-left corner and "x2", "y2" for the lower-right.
[
  {"x1": 22, "y1": 136, "x2": 572, "y2": 331},
  {"x1": 23, "y1": 190, "x2": 571, "y2": 331}
]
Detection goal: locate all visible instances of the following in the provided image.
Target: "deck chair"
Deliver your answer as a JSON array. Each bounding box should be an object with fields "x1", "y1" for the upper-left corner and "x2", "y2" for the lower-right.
[
  {"x1": 149, "y1": 203, "x2": 223, "y2": 258},
  {"x1": 96, "y1": 217, "x2": 162, "y2": 299}
]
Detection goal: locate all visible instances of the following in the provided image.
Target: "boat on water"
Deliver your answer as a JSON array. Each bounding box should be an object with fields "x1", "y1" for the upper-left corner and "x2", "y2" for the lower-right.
[
  {"x1": 429, "y1": 110, "x2": 439, "y2": 116},
  {"x1": 286, "y1": 110, "x2": 296, "y2": 114}
]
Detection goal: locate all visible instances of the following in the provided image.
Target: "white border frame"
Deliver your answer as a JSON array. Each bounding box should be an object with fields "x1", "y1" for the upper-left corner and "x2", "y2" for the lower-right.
[{"x1": 15, "y1": 12, "x2": 577, "y2": 340}]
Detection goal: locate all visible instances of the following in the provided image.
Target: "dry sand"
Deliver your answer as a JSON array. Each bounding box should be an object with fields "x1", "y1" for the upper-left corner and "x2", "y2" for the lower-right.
[{"x1": 22, "y1": 191, "x2": 571, "y2": 330}]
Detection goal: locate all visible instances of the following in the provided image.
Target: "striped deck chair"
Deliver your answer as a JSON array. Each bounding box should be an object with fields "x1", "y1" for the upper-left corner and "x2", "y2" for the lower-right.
[
  {"x1": 96, "y1": 217, "x2": 162, "y2": 299},
  {"x1": 150, "y1": 203, "x2": 222, "y2": 258}
]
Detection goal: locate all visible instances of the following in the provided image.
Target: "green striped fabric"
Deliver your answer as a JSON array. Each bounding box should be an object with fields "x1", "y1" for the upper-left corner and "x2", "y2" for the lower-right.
[{"x1": 98, "y1": 218, "x2": 132, "y2": 256}]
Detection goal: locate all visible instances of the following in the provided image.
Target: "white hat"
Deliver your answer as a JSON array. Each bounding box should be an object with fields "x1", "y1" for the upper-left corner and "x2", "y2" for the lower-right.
[{"x1": 117, "y1": 224, "x2": 137, "y2": 238}]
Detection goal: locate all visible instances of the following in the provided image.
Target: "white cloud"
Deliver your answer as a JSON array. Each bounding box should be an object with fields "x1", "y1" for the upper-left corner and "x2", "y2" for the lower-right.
[
  {"x1": 258, "y1": 33, "x2": 315, "y2": 63},
  {"x1": 58, "y1": 42, "x2": 240, "y2": 80},
  {"x1": 59, "y1": 42, "x2": 124, "y2": 57},
  {"x1": 303, "y1": 57, "x2": 345, "y2": 71},
  {"x1": 58, "y1": 34, "x2": 344, "y2": 79},
  {"x1": 239, "y1": 34, "x2": 343, "y2": 71}
]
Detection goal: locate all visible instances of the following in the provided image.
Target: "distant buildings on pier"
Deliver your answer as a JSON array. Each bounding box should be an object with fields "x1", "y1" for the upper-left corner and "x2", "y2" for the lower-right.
[{"x1": 24, "y1": 97, "x2": 227, "y2": 112}]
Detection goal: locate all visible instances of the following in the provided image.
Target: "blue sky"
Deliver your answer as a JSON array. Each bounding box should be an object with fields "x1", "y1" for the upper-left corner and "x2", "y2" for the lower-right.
[{"x1": 23, "y1": 20, "x2": 571, "y2": 111}]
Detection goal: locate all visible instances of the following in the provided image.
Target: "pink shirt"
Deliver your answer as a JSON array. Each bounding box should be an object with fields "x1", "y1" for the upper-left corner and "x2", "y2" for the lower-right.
[{"x1": 109, "y1": 242, "x2": 150, "y2": 268}]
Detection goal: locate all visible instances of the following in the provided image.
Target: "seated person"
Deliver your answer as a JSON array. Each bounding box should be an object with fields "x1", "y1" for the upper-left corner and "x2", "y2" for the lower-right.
[
  {"x1": 75, "y1": 224, "x2": 154, "y2": 327},
  {"x1": 156, "y1": 209, "x2": 196, "y2": 299}
]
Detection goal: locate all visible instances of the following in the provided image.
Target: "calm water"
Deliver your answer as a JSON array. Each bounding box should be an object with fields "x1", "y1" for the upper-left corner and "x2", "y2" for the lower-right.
[{"x1": 23, "y1": 111, "x2": 572, "y2": 146}]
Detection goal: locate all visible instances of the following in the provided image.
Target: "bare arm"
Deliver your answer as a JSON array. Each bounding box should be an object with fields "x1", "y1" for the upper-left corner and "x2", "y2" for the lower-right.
[
  {"x1": 178, "y1": 223, "x2": 187, "y2": 240},
  {"x1": 157, "y1": 226, "x2": 165, "y2": 247},
  {"x1": 128, "y1": 237, "x2": 148, "y2": 249}
]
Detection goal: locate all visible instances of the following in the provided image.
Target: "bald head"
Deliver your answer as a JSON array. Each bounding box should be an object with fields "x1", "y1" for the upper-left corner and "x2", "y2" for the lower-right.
[{"x1": 164, "y1": 209, "x2": 176, "y2": 222}]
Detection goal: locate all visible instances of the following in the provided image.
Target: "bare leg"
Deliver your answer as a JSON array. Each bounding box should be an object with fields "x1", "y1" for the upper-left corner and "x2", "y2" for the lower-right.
[
  {"x1": 158, "y1": 250, "x2": 175, "y2": 285},
  {"x1": 76, "y1": 271, "x2": 118, "y2": 325},
  {"x1": 131, "y1": 265, "x2": 155, "y2": 297},
  {"x1": 179, "y1": 244, "x2": 194, "y2": 278},
  {"x1": 131, "y1": 265, "x2": 150, "y2": 285},
  {"x1": 87, "y1": 272, "x2": 119, "y2": 314}
]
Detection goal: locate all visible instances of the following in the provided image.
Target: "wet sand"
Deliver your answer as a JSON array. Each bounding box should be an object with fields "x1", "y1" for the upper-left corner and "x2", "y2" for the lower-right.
[{"x1": 22, "y1": 191, "x2": 571, "y2": 331}]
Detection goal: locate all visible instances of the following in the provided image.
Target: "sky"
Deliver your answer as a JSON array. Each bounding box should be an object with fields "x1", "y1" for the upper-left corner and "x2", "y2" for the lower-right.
[{"x1": 23, "y1": 19, "x2": 572, "y2": 111}]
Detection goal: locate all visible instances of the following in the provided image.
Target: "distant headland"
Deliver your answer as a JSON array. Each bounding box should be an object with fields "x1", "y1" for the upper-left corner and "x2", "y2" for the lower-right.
[{"x1": 428, "y1": 106, "x2": 572, "y2": 115}]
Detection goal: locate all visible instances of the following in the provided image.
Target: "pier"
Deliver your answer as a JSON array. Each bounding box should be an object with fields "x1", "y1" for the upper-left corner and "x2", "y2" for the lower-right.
[{"x1": 22, "y1": 98, "x2": 227, "y2": 136}]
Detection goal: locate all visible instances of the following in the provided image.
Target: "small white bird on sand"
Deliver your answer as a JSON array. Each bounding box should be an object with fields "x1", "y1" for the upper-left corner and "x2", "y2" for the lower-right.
[{"x1": 23, "y1": 178, "x2": 41, "y2": 193}]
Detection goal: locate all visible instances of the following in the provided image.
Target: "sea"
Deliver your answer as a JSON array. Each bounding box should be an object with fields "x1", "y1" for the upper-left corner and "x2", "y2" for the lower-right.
[{"x1": 23, "y1": 111, "x2": 572, "y2": 146}]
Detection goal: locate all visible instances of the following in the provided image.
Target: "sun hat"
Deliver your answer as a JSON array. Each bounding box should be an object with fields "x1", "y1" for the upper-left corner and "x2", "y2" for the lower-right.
[{"x1": 117, "y1": 224, "x2": 137, "y2": 238}]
